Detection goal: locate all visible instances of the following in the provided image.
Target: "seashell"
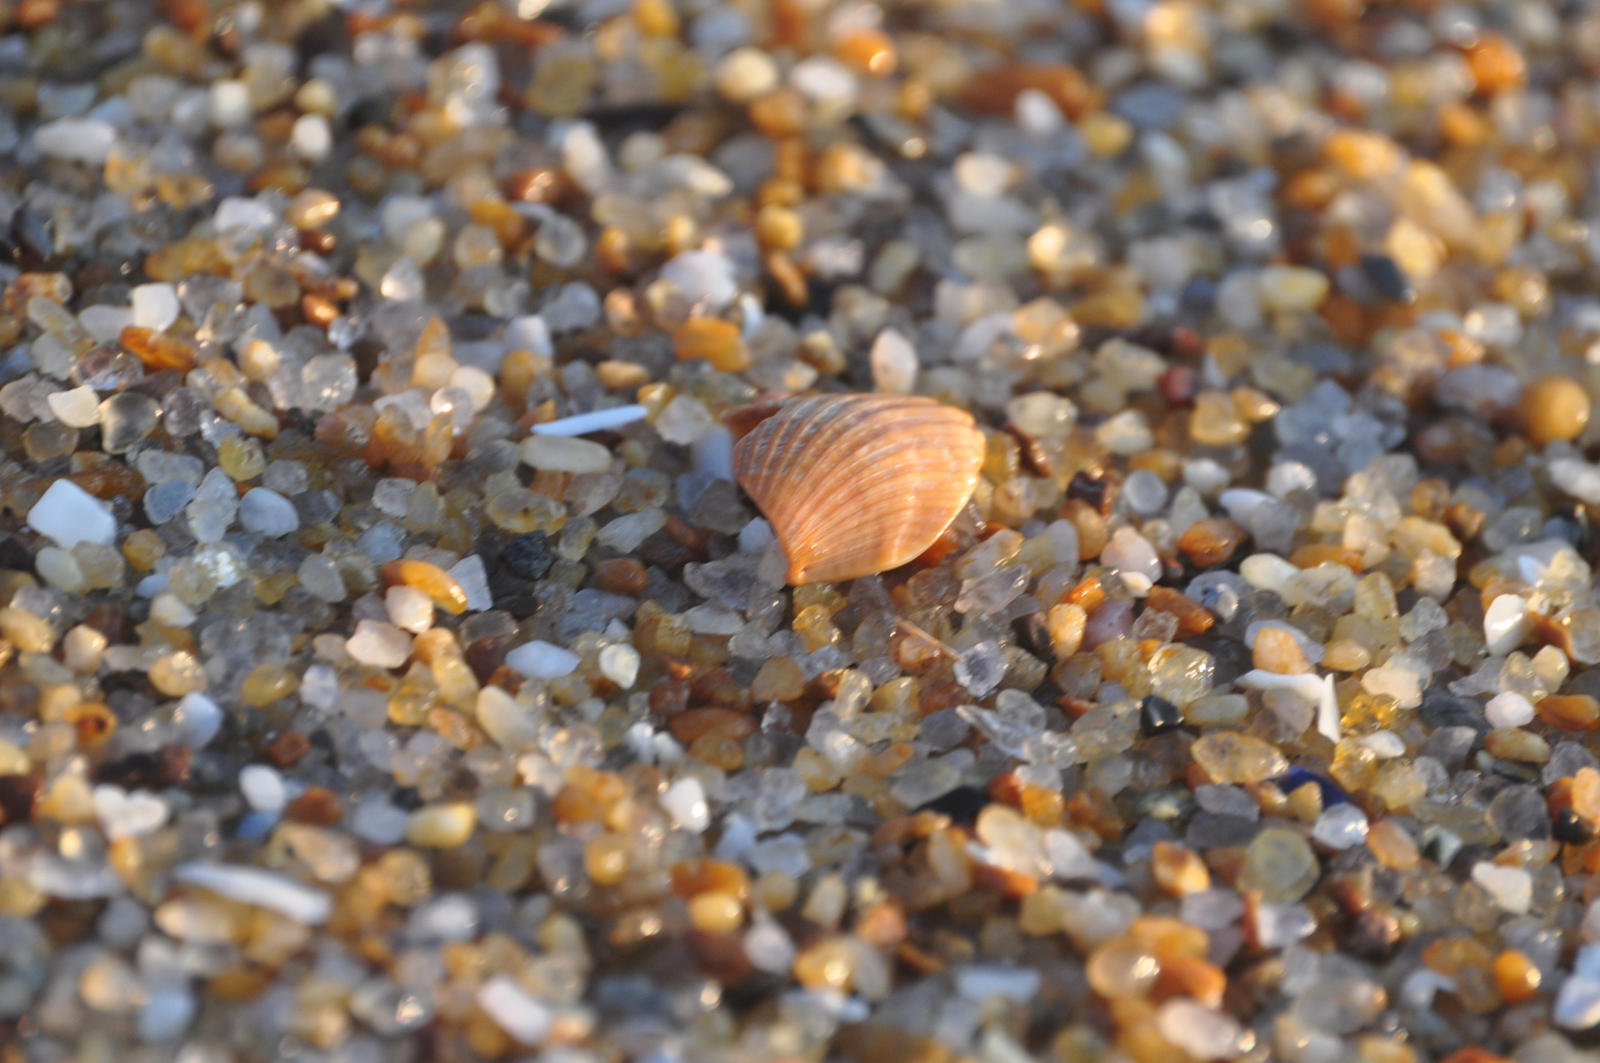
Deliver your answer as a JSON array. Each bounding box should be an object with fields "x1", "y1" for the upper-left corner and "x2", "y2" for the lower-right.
[{"x1": 732, "y1": 393, "x2": 986, "y2": 585}]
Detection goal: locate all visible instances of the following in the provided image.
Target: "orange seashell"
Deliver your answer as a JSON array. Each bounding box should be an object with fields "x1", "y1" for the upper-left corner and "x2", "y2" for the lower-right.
[{"x1": 732, "y1": 393, "x2": 985, "y2": 585}]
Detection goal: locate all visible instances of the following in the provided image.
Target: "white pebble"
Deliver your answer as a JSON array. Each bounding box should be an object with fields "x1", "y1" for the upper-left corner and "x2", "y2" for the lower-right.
[
  {"x1": 239, "y1": 765, "x2": 287, "y2": 814},
  {"x1": 346, "y1": 620, "x2": 412, "y2": 668},
  {"x1": 1483, "y1": 593, "x2": 1530, "y2": 656},
  {"x1": 477, "y1": 976, "x2": 552, "y2": 1045},
  {"x1": 714, "y1": 47, "x2": 779, "y2": 103},
  {"x1": 1550, "y1": 457, "x2": 1600, "y2": 503},
  {"x1": 27, "y1": 478, "x2": 117, "y2": 547},
  {"x1": 238, "y1": 487, "x2": 300, "y2": 538},
  {"x1": 661, "y1": 776, "x2": 710, "y2": 833},
  {"x1": 208, "y1": 80, "x2": 250, "y2": 127},
  {"x1": 131, "y1": 283, "x2": 180, "y2": 332},
  {"x1": 598, "y1": 643, "x2": 640, "y2": 688},
  {"x1": 520, "y1": 434, "x2": 613, "y2": 474},
  {"x1": 291, "y1": 113, "x2": 332, "y2": 161},
  {"x1": 385, "y1": 585, "x2": 435, "y2": 633},
  {"x1": 92, "y1": 785, "x2": 170, "y2": 839},
  {"x1": 1155, "y1": 1000, "x2": 1245, "y2": 1060},
  {"x1": 34, "y1": 117, "x2": 116, "y2": 164},
  {"x1": 47, "y1": 385, "x2": 102, "y2": 427},
  {"x1": 506, "y1": 640, "x2": 580, "y2": 679},
  {"x1": 1486, "y1": 691, "x2": 1535, "y2": 729},
  {"x1": 172, "y1": 863, "x2": 331, "y2": 925},
  {"x1": 1472, "y1": 861, "x2": 1532, "y2": 914},
  {"x1": 869, "y1": 328, "x2": 917, "y2": 394}
]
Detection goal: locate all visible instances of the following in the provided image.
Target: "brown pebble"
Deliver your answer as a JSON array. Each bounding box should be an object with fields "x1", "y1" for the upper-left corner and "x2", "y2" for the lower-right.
[
  {"x1": 285, "y1": 786, "x2": 344, "y2": 825},
  {"x1": 1178, "y1": 518, "x2": 1248, "y2": 567},
  {"x1": 594, "y1": 558, "x2": 648, "y2": 595},
  {"x1": 264, "y1": 731, "x2": 312, "y2": 768}
]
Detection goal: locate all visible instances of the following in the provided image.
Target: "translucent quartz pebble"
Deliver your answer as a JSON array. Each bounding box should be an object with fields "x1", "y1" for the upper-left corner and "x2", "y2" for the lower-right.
[
  {"x1": 447, "y1": 555, "x2": 492, "y2": 611},
  {"x1": 171, "y1": 863, "x2": 330, "y2": 925},
  {"x1": 529, "y1": 405, "x2": 648, "y2": 435},
  {"x1": 506, "y1": 640, "x2": 580, "y2": 679},
  {"x1": 34, "y1": 117, "x2": 116, "y2": 163},
  {"x1": 661, "y1": 249, "x2": 738, "y2": 308},
  {"x1": 954, "y1": 641, "x2": 1006, "y2": 696},
  {"x1": 1311, "y1": 804, "x2": 1368, "y2": 850},
  {"x1": 186, "y1": 467, "x2": 237, "y2": 543},
  {"x1": 477, "y1": 976, "x2": 552, "y2": 1045},
  {"x1": 1549, "y1": 457, "x2": 1600, "y2": 503},
  {"x1": 28, "y1": 479, "x2": 117, "y2": 546},
  {"x1": 238, "y1": 488, "x2": 299, "y2": 538}
]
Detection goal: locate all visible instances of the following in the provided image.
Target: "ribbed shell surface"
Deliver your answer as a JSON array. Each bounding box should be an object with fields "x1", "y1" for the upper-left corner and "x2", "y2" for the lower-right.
[{"x1": 731, "y1": 393, "x2": 986, "y2": 584}]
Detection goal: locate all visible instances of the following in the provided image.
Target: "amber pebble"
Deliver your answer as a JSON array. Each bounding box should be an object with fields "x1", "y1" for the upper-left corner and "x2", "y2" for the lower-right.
[
  {"x1": 1492, "y1": 949, "x2": 1541, "y2": 1004},
  {"x1": 673, "y1": 317, "x2": 749, "y2": 372},
  {"x1": 1367, "y1": 819, "x2": 1420, "y2": 871},
  {"x1": 1519, "y1": 375, "x2": 1591, "y2": 446},
  {"x1": 119, "y1": 325, "x2": 195, "y2": 370},
  {"x1": 1150, "y1": 841, "x2": 1210, "y2": 896},
  {"x1": 1177, "y1": 518, "x2": 1247, "y2": 567},
  {"x1": 1438, "y1": 1051, "x2": 1513, "y2": 1063},
  {"x1": 1536, "y1": 694, "x2": 1600, "y2": 731},
  {"x1": 380, "y1": 559, "x2": 468, "y2": 615},
  {"x1": 668, "y1": 707, "x2": 757, "y2": 745},
  {"x1": 959, "y1": 62, "x2": 1100, "y2": 120},
  {"x1": 1466, "y1": 33, "x2": 1526, "y2": 95},
  {"x1": 832, "y1": 28, "x2": 896, "y2": 76},
  {"x1": 1143, "y1": 587, "x2": 1214, "y2": 636},
  {"x1": 1086, "y1": 936, "x2": 1160, "y2": 999},
  {"x1": 671, "y1": 858, "x2": 749, "y2": 899}
]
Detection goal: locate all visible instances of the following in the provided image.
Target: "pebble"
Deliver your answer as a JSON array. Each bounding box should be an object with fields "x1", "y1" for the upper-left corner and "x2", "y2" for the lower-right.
[
  {"x1": 1521, "y1": 375, "x2": 1591, "y2": 445},
  {"x1": 131, "y1": 283, "x2": 180, "y2": 332},
  {"x1": 477, "y1": 976, "x2": 552, "y2": 1045},
  {"x1": 172, "y1": 863, "x2": 331, "y2": 925},
  {"x1": 506, "y1": 640, "x2": 581, "y2": 679},
  {"x1": 520, "y1": 434, "x2": 614, "y2": 474},
  {"x1": 27, "y1": 479, "x2": 117, "y2": 547},
  {"x1": 46, "y1": 385, "x2": 101, "y2": 427},
  {"x1": 238, "y1": 488, "x2": 300, "y2": 537},
  {"x1": 34, "y1": 117, "x2": 116, "y2": 163},
  {"x1": 869, "y1": 329, "x2": 918, "y2": 394}
]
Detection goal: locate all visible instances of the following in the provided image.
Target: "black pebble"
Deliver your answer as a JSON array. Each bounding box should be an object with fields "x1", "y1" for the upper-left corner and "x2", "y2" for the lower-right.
[
  {"x1": 1066, "y1": 470, "x2": 1108, "y2": 509},
  {"x1": 1140, "y1": 694, "x2": 1184, "y2": 736},
  {"x1": 501, "y1": 532, "x2": 555, "y2": 581},
  {"x1": 7, "y1": 207, "x2": 53, "y2": 265},
  {"x1": 914, "y1": 785, "x2": 989, "y2": 823},
  {"x1": 1554, "y1": 808, "x2": 1595, "y2": 844},
  {"x1": 1359, "y1": 253, "x2": 1415, "y2": 304}
]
